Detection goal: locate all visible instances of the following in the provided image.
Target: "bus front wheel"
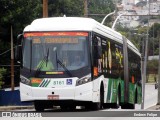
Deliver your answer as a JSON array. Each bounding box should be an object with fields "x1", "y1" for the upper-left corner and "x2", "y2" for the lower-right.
[{"x1": 34, "y1": 101, "x2": 45, "y2": 111}]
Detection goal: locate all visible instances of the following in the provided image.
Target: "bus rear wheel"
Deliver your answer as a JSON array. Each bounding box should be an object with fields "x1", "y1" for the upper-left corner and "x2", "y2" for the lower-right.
[
  {"x1": 60, "y1": 105, "x2": 76, "y2": 111},
  {"x1": 121, "y1": 103, "x2": 135, "y2": 109}
]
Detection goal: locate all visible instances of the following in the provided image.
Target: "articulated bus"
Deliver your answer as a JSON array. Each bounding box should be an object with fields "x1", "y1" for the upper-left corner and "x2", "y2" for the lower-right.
[{"x1": 16, "y1": 17, "x2": 142, "y2": 111}]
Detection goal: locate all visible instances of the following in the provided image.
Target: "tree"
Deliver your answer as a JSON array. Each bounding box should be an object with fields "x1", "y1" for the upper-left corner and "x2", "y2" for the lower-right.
[
  {"x1": 0, "y1": 0, "x2": 42, "y2": 88},
  {"x1": 88, "y1": 0, "x2": 115, "y2": 26},
  {"x1": 0, "y1": 0, "x2": 115, "y2": 88},
  {"x1": 48, "y1": 0, "x2": 83, "y2": 17},
  {"x1": 149, "y1": 23, "x2": 160, "y2": 38},
  {"x1": 148, "y1": 23, "x2": 160, "y2": 55},
  {"x1": 0, "y1": 0, "x2": 42, "y2": 37}
]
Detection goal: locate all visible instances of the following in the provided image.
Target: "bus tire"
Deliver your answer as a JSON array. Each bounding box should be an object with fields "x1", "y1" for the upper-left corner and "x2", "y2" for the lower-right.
[
  {"x1": 34, "y1": 101, "x2": 45, "y2": 111},
  {"x1": 60, "y1": 105, "x2": 76, "y2": 111},
  {"x1": 121, "y1": 103, "x2": 135, "y2": 109},
  {"x1": 91, "y1": 83, "x2": 104, "y2": 110}
]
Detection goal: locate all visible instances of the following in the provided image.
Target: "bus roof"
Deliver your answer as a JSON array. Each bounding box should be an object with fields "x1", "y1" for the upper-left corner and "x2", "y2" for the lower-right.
[
  {"x1": 24, "y1": 17, "x2": 140, "y2": 56},
  {"x1": 24, "y1": 17, "x2": 120, "y2": 35}
]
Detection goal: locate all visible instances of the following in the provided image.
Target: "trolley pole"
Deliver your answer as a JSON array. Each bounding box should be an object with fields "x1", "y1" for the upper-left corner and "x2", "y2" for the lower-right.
[
  {"x1": 101, "y1": 11, "x2": 115, "y2": 25},
  {"x1": 43, "y1": 0, "x2": 48, "y2": 18},
  {"x1": 11, "y1": 25, "x2": 14, "y2": 91}
]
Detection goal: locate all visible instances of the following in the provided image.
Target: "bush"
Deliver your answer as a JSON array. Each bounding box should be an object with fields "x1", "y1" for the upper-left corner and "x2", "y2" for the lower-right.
[
  {"x1": 0, "y1": 68, "x2": 7, "y2": 89},
  {"x1": 147, "y1": 60, "x2": 158, "y2": 74}
]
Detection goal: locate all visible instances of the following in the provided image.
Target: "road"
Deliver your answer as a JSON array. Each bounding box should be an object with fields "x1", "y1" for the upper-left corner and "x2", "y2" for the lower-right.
[
  {"x1": 23, "y1": 84, "x2": 158, "y2": 111},
  {"x1": 1, "y1": 84, "x2": 158, "y2": 120}
]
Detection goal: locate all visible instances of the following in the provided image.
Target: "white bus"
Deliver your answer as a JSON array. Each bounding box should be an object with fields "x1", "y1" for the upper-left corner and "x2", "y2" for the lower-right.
[{"x1": 16, "y1": 17, "x2": 142, "y2": 111}]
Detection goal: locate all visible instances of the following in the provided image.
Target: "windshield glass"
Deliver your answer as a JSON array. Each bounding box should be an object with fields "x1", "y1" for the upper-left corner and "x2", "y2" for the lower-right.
[{"x1": 23, "y1": 32, "x2": 89, "y2": 72}]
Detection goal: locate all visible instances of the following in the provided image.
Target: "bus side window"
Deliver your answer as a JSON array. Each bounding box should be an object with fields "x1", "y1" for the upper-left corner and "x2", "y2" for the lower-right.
[
  {"x1": 93, "y1": 36, "x2": 102, "y2": 59},
  {"x1": 128, "y1": 49, "x2": 141, "y2": 84},
  {"x1": 93, "y1": 35, "x2": 102, "y2": 77}
]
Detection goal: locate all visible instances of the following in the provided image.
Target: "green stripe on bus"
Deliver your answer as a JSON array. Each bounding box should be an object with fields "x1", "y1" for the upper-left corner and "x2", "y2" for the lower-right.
[
  {"x1": 39, "y1": 80, "x2": 46, "y2": 87},
  {"x1": 107, "y1": 78, "x2": 125, "y2": 103},
  {"x1": 42, "y1": 80, "x2": 49, "y2": 87},
  {"x1": 44, "y1": 80, "x2": 51, "y2": 87}
]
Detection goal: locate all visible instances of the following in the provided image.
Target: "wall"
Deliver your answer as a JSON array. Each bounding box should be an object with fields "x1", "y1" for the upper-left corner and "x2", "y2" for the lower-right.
[{"x1": 0, "y1": 89, "x2": 32, "y2": 106}]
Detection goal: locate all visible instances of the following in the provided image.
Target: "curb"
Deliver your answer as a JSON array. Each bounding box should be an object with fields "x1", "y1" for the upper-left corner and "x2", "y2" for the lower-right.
[
  {"x1": 147, "y1": 105, "x2": 160, "y2": 110},
  {"x1": 0, "y1": 106, "x2": 34, "y2": 111}
]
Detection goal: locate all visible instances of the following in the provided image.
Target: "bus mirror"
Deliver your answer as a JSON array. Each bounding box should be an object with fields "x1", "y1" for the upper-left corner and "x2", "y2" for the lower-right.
[
  {"x1": 15, "y1": 34, "x2": 23, "y2": 66},
  {"x1": 17, "y1": 34, "x2": 23, "y2": 44}
]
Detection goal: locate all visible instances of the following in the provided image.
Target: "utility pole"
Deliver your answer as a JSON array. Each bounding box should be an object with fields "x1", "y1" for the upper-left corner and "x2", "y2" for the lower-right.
[
  {"x1": 11, "y1": 25, "x2": 14, "y2": 91},
  {"x1": 84, "y1": 0, "x2": 88, "y2": 17},
  {"x1": 141, "y1": 0, "x2": 150, "y2": 109},
  {"x1": 43, "y1": 0, "x2": 48, "y2": 18},
  {"x1": 157, "y1": 31, "x2": 160, "y2": 105}
]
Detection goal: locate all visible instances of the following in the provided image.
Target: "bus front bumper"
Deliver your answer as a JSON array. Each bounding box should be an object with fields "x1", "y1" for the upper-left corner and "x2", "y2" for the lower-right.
[{"x1": 20, "y1": 82, "x2": 93, "y2": 102}]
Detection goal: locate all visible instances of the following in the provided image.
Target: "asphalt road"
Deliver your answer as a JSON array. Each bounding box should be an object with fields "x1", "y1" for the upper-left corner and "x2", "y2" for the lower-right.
[
  {"x1": 1, "y1": 84, "x2": 158, "y2": 120},
  {"x1": 21, "y1": 84, "x2": 158, "y2": 112}
]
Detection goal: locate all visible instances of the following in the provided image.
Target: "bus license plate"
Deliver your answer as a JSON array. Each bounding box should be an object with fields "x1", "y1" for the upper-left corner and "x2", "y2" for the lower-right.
[{"x1": 48, "y1": 95, "x2": 59, "y2": 100}]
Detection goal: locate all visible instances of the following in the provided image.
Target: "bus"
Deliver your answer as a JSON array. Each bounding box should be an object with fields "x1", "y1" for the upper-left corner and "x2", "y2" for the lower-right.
[{"x1": 16, "y1": 17, "x2": 142, "y2": 111}]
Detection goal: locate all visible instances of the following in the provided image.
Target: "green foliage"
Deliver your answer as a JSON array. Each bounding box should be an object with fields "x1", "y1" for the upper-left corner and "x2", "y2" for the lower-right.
[
  {"x1": 116, "y1": 24, "x2": 130, "y2": 37},
  {"x1": 137, "y1": 26, "x2": 148, "y2": 34},
  {"x1": 0, "y1": 0, "x2": 115, "y2": 88},
  {"x1": 0, "y1": 68, "x2": 7, "y2": 89},
  {"x1": 0, "y1": 0, "x2": 42, "y2": 36},
  {"x1": 148, "y1": 23, "x2": 160, "y2": 55},
  {"x1": 147, "y1": 60, "x2": 158, "y2": 74},
  {"x1": 117, "y1": 22, "x2": 160, "y2": 55},
  {"x1": 88, "y1": 0, "x2": 115, "y2": 25},
  {"x1": 149, "y1": 23, "x2": 160, "y2": 38},
  {"x1": 48, "y1": 0, "x2": 83, "y2": 17}
]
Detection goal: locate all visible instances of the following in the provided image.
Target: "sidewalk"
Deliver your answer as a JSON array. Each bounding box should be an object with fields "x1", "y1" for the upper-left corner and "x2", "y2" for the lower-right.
[
  {"x1": 147, "y1": 105, "x2": 160, "y2": 110},
  {"x1": 0, "y1": 106, "x2": 34, "y2": 111}
]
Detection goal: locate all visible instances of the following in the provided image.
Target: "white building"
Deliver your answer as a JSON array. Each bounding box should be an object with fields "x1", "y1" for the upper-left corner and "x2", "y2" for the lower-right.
[{"x1": 119, "y1": 0, "x2": 160, "y2": 28}]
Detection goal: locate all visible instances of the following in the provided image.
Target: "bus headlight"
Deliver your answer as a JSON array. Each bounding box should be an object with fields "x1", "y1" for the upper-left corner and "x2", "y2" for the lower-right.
[
  {"x1": 76, "y1": 77, "x2": 91, "y2": 86},
  {"x1": 20, "y1": 76, "x2": 31, "y2": 86}
]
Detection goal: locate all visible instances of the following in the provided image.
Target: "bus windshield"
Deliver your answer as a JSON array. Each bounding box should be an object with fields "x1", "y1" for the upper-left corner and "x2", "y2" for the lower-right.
[{"x1": 23, "y1": 32, "x2": 89, "y2": 72}]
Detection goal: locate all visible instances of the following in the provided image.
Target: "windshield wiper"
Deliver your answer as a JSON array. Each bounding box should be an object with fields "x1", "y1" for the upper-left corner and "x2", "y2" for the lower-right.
[
  {"x1": 35, "y1": 48, "x2": 49, "y2": 77},
  {"x1": 57, "y1": 59, "x2": 72, "y2": 77},
  {"x1": 45, "y1": 48, "x2": 49, "y2": 67},
  {"x1": 53, "y1": 47, "x2": 72, "y2": 77}
]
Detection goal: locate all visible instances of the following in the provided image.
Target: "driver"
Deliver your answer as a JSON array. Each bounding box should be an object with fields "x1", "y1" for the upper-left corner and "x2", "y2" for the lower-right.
[{"x1": 72, "y1": 55, "x2": 84, "y2": 66}]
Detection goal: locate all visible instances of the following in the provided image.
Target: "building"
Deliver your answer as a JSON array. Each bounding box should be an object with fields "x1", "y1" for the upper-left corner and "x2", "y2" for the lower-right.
[{"x1": 118, "y1": 0, "x2": 160, "y2": 28}]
